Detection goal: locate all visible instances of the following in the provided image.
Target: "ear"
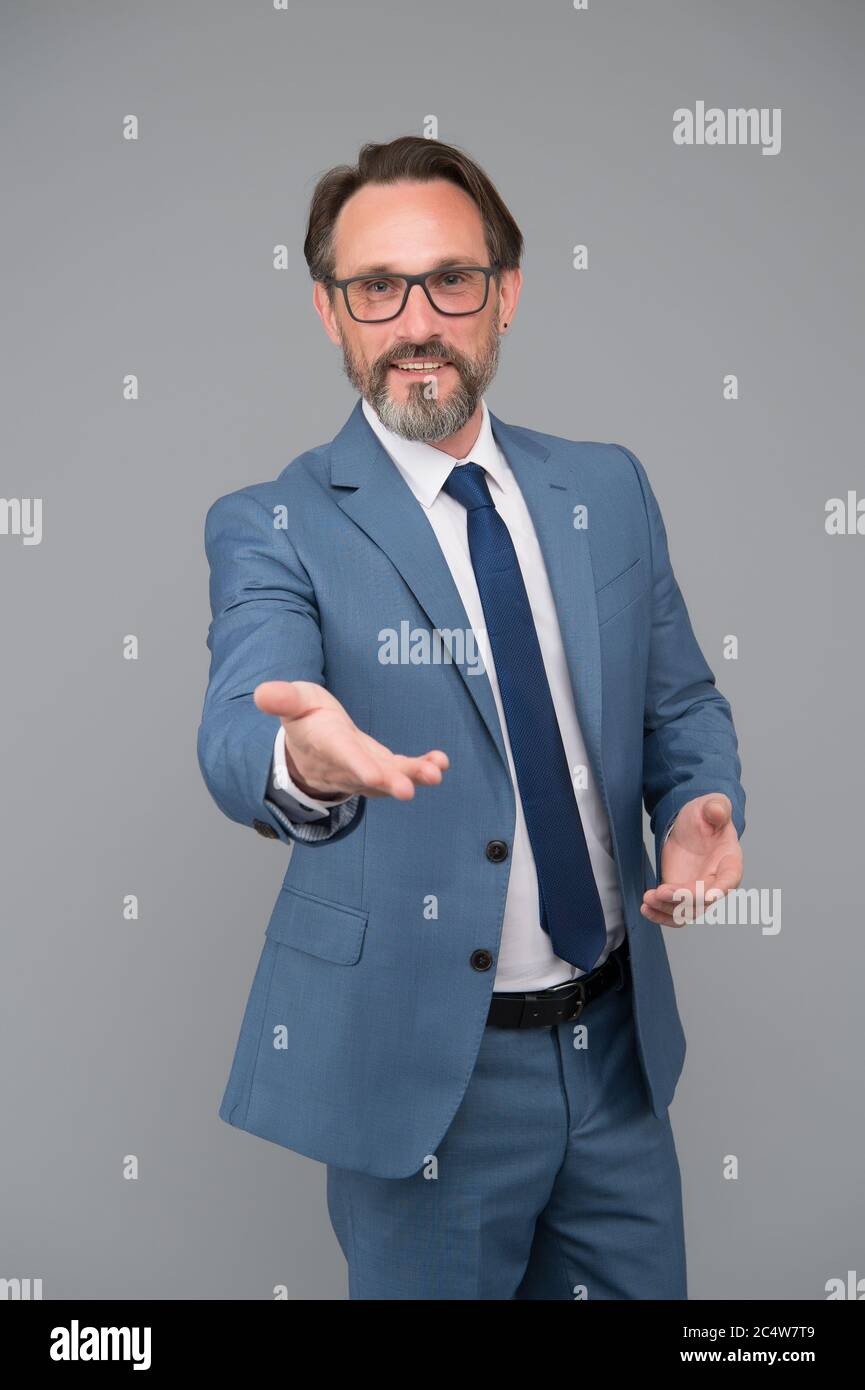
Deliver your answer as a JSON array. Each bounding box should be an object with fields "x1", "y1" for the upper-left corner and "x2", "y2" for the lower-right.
[
  {"x1": 313, "y1": 281, "x2": 344, "y2": 347},
  {"x1": 497, "y1": 266, "x2": 523, "y2": 331}
]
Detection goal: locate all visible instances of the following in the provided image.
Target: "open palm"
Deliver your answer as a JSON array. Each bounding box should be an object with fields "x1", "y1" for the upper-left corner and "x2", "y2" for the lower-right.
[{"x1": 641, "y1": 793, "x2": 743, "y2": 927}]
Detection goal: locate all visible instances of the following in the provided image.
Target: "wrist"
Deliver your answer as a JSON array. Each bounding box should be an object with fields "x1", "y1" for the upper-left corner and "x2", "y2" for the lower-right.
[{"x1": 283, "y1": 736, "x2": 347, "y2": 801}]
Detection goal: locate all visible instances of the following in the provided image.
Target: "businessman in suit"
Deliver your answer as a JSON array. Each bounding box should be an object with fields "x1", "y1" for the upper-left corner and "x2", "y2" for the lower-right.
[{"x1": 198, "y1": 136, "x2": 745, "y2": 1300}]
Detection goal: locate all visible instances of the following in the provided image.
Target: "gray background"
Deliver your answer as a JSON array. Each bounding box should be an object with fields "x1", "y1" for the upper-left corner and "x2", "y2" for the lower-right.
[{"x1": 1, "y1": 0, "x2": 862, "y2": 1299}]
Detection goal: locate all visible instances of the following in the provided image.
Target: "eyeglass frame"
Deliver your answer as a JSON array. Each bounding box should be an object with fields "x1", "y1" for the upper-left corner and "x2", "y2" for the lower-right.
[{"x1": 319, "y1": 263, "x2": 502, "y2": 323}]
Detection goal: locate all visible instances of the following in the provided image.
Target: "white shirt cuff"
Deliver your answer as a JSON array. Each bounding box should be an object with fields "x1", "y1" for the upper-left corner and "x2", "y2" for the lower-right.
[{"x1": 270, "y1": 725, "x2": 352, "y2": 816}]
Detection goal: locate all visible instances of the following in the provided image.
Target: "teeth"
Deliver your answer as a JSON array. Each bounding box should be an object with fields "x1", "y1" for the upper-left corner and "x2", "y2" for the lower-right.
[{"x1": 393, "y1": 362, "x2": 448, "y2": 371}]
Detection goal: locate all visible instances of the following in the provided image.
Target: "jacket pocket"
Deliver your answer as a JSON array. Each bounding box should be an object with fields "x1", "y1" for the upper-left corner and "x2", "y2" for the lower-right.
[
  {"x1": 264, "y1": 883, "x2": 368, "y2": 965},
  {"x1": 595, "y1": 555, "x2": 646, "y2": 626}
]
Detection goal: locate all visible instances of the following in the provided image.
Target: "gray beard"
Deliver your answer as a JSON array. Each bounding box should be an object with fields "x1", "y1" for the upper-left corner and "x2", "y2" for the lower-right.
[{"x1": 339, "y1": 324, "x2": 501, "y2": 444}]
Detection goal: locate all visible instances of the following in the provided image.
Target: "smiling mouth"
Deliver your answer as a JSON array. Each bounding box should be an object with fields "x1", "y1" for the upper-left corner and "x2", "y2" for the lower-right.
[{"x1": 389, "y1": 360, "x2": 453, "y2": 373}]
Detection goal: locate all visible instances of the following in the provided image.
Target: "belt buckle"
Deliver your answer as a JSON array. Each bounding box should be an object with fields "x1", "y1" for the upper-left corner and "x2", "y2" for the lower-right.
[
  {"x1": 566, "y1": 980, "x2": 587, "y2": 1023},
  {"x1": 539, "y1": 977, "x2": 587, "y2": 1026}
]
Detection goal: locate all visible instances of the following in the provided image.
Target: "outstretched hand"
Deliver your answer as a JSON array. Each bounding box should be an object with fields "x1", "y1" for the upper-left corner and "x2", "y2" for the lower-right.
[
  {"x1": 641, "y1": 793, "x2": 742, "y2": 926},
  {"x1": 254, "y1": 680, "x2": 449, "y2": 802}
]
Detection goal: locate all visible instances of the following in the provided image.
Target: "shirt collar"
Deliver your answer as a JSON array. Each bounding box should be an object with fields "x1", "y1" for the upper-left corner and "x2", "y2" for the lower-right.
[{"x1": 360, "y1": 394, "x2": 511, "y2": 509}]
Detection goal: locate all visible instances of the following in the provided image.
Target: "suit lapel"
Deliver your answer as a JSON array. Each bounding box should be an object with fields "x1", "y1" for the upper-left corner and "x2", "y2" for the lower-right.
[
  {"x1": 328, "y1": 399, "x2": 604, "y2": 793},
  {"x1": 487, "y1": 411, "x2": 605, "y2": 798}
]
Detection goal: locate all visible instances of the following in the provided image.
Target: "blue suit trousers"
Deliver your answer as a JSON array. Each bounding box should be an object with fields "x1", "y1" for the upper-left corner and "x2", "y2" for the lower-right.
[{"x1": 325, "y1": 968, "x2": 687, "y2": 1300}]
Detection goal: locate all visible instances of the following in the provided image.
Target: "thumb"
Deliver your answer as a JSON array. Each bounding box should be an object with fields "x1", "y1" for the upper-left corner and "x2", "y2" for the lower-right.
[
  {"x1": 701, "y1": 794, "x2": 732, "y2": 831},
  {"x1": 254, "y1": 679, "x2": 320, "y2": 721}
]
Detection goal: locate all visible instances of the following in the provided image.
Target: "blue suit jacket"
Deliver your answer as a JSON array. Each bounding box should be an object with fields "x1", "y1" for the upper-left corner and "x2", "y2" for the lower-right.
[{"x1": 198, "y1": 398, "x2": 745, "y2": 1178}]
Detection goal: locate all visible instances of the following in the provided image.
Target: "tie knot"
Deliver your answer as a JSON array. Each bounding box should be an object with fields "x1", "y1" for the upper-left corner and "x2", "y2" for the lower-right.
[{"x1": 441, "y1": 461, "x2": 493, "y2": 512}]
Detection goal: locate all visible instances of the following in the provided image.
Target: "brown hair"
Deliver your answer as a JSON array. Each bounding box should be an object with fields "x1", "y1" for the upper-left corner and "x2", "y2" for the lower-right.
[{"x1": 303, "y1": 135, "x2": 524, "y2": 300}]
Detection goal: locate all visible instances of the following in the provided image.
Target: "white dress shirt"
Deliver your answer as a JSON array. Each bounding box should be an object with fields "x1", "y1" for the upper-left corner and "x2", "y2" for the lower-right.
[{"x1": 268, "y1": 394, "x2": 654, "y2": 990}]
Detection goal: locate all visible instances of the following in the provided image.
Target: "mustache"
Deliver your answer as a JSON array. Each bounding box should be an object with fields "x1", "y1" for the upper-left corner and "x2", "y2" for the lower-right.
[{"x1": 379, "y1": 344, "x2": 456, "y2": 365}]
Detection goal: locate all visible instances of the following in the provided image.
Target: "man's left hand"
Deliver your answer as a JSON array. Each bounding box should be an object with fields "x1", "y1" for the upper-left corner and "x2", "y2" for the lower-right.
[{"x1": 641, "y1": 792, "x2": 743, "y2": 926}]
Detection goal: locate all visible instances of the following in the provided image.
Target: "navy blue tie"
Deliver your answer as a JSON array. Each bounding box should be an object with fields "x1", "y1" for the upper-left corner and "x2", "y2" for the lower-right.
[{"x1": 442, "y1": 461, "x2": 607, "y2": 973}]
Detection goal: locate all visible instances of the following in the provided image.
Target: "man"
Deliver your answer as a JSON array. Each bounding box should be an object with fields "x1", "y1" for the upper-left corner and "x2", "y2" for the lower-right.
[{"x1": 198, "y1": 135, "x2": 746, "y2": 1300}]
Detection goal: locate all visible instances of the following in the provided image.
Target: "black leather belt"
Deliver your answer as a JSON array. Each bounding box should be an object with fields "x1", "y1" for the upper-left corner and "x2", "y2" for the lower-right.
[{"x1": 486, "y1": 939, "x2": 630, "y2": 1029}]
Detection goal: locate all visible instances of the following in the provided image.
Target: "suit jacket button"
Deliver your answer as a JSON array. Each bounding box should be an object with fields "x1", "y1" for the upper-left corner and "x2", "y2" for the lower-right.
[
  {"x1": 470, "y1": 949, "x2": 494, "y2": 971},
  {"x1": 253, "y1": 818, "x2": 279, "y2": 839},
  {"x1": 485, "y1": 839, "x2": 508, "y2": 863}
]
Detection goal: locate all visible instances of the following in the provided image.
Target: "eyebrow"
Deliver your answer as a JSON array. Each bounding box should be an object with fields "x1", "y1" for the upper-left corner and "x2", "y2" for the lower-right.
[{"x1": 345, "y1": 256, "x2": 481, "y2": 278}]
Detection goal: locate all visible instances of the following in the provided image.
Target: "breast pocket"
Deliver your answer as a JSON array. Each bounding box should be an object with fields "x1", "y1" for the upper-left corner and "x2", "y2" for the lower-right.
[
  {"x1": 264, "y1": 883, "x2": 369, "y2": 965},
  {"x1": 595, "y1": 555, "x2": 647, "y2": 627}
]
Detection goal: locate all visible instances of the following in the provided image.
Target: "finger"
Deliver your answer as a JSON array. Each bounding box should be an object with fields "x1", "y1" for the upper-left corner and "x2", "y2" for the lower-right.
[
  {"x1": 360, "y1": 765, "x2": 418, "y2": 799},
  {"x1": 333, "y1": 745, "x2": 416, "y2": 800},
  {"x1": 643, "y1": 885, "x2": 695, "y2": 919},
  {"x1": 320, "y1": 737, "x2": 449, "y2": 801},
  {"x1": 644, "y1": 883, "x2": 691, "y2": 905},
  {"x1": 355, "y1": 733, "x2": 448, "y2": 774},
  {"x1": 403, "y1": 749, "x2": 450, "y2": 771},
  {"x1": 643, "y1": 887, "x2": 703, "y2": 924},
  {"x1": 372, "y1": 752, "x2": 449, "y2": 798},
  {"x1": 412, "y1": 761, "x2": 446, "y2": 785},
  {"x1": 254, "y1": 680, "x2": 311, "y2": 720},
  {"x1": 640, "y1": 903, "x2": 684, "y2": 927},
  {"x1": 392, "y1": 754, "x2": 447, "y2": 785},
  {"x1": 701, "y1": 793, "x2": 732, "y2": 830},
  {"x1": 423, "y1": 750, "x2": 450, "y2": 770}
]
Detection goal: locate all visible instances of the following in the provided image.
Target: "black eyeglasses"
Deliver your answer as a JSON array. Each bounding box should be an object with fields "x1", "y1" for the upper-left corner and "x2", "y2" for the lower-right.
[{"x1": 321, "y1": 264, "x2": 501, "y2": 323}]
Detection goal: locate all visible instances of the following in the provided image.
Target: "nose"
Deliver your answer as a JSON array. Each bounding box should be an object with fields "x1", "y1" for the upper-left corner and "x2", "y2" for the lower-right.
[{"x1": 393, "y1": 280, "x2": 446, "y2": 343}]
